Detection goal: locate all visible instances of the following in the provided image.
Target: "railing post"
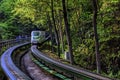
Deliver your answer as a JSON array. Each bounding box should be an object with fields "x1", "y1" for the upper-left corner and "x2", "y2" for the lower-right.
[
  {"x1": 0, "y1": 37, "x2": 30, "y2": 53},
  {"x1": 0, "y1": 43, "x2": 1, "y2": 53}
]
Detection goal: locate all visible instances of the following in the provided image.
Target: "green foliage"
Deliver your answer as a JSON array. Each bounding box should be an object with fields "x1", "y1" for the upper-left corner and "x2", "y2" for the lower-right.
[
  {"x1": 68, "y1": 0, "x2": 120, "y2": 78},
  {"x1": 12, "y1": 0, "x2": 51, "y2": 28},
  {"x1": 0, "y1": 0, "x2": 120, "y2": 78},
  {"x1": 0, "y1": 22, "x2": 20, "y2": 39},
  {"x1": 97, "y1": 0, "x2": 120, "y2": 78},
  {"x1": 0, "y1": 0, "x2": 14, "y2": 14}
]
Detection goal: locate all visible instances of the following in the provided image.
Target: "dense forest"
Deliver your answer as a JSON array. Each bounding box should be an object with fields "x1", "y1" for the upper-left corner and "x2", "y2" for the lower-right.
[{"x1": 0, "y1": 0, "x2": 120, "y2": 78}]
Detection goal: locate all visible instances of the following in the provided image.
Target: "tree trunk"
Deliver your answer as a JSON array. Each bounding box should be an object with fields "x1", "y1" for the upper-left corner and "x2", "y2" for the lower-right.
[
  {"x1": 51, "y1": 0, "x2": 60, "y2": 57},
  {"x1": 62, "y1": 0, "x2": 74, "y2": 64},
  {"x1": 47, "y1": 14, "x2": 54, "y2": 52},
  {"x1": 92, "y1": 0, "x2": 101, "y2": 73},
  {"x1": 59, "y1": 11, "x2": 65, "y2": 54}
]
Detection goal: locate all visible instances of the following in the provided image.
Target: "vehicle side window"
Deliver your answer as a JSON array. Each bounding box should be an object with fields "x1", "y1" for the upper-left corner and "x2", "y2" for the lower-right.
[{"x1": 33, "y1": 32, "x2": 40, "y2": 36}]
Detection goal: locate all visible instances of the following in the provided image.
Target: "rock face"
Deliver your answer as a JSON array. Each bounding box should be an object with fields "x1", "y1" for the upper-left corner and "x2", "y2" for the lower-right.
[{"x1": 22, "y1": 52, "x2": 59, "y2": 80}]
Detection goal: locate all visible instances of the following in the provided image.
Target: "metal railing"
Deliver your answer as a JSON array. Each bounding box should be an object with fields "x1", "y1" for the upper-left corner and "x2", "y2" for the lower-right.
[
  {"x1": 31, "y1": 37, "x2": 113, "y2": 80},
  {"x1": 0, "y1": 36, "x2": 114, "y2": 80},
  {"x1": 1, "y1": 42, "x2": 31, "y2": 80},
  {"x1": 0, "y1": 37, "x2": 31, "y2": 80},
  {"x1": 0, "y1": 37, "x2": 30, "y2": 48},
  {"x1": 0, "y1": 38, "x2": 30, "y2": 54}
]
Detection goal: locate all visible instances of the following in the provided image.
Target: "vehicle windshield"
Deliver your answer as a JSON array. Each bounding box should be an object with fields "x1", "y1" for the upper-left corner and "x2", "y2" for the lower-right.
[{"x1": 33, "y1": 32, "x2": 40, "y2": 36}]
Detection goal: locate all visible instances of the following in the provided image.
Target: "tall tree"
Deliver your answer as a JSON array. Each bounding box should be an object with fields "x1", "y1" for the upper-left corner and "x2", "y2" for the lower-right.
[
  {"x1": 92, "y1": 0, "x2": 101, "y2": 73},
  {"x1": 51, "y1": 0, "x2": 60, "y2": 57},
  {"x1": 47, "y1": 14, "x2": 54, "y2": 52},
  {"x1": 58, "y1": 10, "x2": 64, "y2": 54},
  {"x1": 62, "y1": 0, "x2": 74, "y2": 64}
]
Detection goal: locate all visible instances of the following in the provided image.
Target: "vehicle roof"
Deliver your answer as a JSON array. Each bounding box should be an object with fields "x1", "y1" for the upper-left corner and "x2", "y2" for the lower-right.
[{"x1": 31, "y1": 31, "x2": 45, "y2": 32}]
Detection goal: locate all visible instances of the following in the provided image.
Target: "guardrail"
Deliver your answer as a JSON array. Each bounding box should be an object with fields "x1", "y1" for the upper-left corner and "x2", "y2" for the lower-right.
[
  {"x1": 0, "y1": 38, "x2": 30, "y2": 55},
  {"x1": 31, "y1": 39, "x2": 113, "y2": 80},
  {"x1": 0, "y1": 37, "x2": 31, "y2": 80},
  {"x1": 1, "y1": 42, "x2": 32, "y2": 80},
  {"x1": 0, "y1": 36, "x2": 113, "y2": 80},
  {"x1": 0, "y1": 38, "x2": 30, "y2": 48}
]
